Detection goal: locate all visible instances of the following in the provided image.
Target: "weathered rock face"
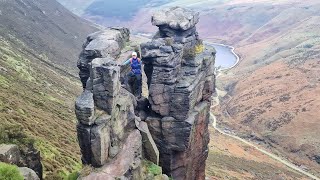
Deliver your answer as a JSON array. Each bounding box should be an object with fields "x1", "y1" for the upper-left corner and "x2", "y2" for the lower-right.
[
  {"x1": 0, "y1": 144, "x2": 20, "y2": 165},
  {"x1": 19, "y1": 146, "x2": 43, "y2": 180},
  {"x1": 75, "y1": 28, "x2": 159, "y2": 179},
  {"x1": 141, "y1": 7, "x2": 215, "y2": 180},
  {"x1": 81, "y1": 130, "x2": 142, "y2": 180},
  {"x1": 77, "y1": 27, "x2": 130, "y2": 89},
  {"x1": 152, "y1": 7, "x2": 200, "y2": 49},
  {"x1": 76, "y1": 59, "x2": 137, "y2": 167},
  {"x1": 0, "y1": 144, "x2": 42, "y2": 180},
  {"x1": 152, "y1": 7, "x2": 200, "y2": 31},
  {"x1": 75, "y1": 7, "x2": 215, "y2": 180}
]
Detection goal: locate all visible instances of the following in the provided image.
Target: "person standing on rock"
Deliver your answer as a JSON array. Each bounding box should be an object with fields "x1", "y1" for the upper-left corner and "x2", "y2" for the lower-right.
[{"x1": 123, "y1": 52, "x2": 142, "y2": 98}]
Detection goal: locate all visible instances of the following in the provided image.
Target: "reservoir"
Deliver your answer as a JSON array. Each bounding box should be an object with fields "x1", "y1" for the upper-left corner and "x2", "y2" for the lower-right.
[{"x1": 207, "y1": 43, "x2": 238, "y2": 69}]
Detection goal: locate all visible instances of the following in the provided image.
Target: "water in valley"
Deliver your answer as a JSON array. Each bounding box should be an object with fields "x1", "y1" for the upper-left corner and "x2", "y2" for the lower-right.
[{"x1": 207, "y1": 43, "x2": 238, "y2": 69}]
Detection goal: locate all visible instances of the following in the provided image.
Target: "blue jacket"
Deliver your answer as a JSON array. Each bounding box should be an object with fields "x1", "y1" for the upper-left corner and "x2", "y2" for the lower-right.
[{"x1": 124, "y1": 58, "x2": 142, "y2": 75}]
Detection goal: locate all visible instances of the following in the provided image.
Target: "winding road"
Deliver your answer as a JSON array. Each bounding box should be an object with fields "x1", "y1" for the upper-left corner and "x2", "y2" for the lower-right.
[{"x1": 210, "y1": 62, "x2": 320, "y2": 180}]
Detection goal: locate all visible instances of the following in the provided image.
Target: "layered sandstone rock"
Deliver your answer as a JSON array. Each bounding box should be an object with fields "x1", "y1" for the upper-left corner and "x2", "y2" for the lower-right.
[
  {"x1": 77, "y1": 27, "x2": 130, "y2": 89},
  {"x1": 75, "y1": 28, "x2": 159, "y2": 179},
  {"x1": 75, "y1": 7, "x2": 215, "y2": 180},
  {"x1": 140, "y1": 7, "x2": 215, "y2": 180}
]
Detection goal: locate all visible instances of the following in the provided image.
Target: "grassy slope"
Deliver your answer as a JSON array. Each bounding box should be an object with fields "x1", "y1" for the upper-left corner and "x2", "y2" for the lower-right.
[
  {"x1": 0, "y1": 34, "x2": 82, "y2": 178},
  {"x1": 216, "y1": 18, "x2": 320, "y2": 177},
  {"x1": 0, "y1": 0, "x2": 97, "y2": 178}
]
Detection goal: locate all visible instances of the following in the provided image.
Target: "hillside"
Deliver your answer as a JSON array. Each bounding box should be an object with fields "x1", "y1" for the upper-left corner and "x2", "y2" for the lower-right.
[
  {"x1": 0, "y1": 0, "x2": 97, "y2": 75},
  {"x1": 56, "y1": 0, "x2": 96, "y2": 15},
  {"x1": 0, "y1": 0, "x2": 97, "y2": 178},
  {"x1": 190, "y1": 0, "x2": 320, "y2": 177},
  {"x1": 56, "y1": 0, "x2": 169, "y2": 31},
  {"x1": 215, "y1": 10, "x2": 320, "y2": 176}
]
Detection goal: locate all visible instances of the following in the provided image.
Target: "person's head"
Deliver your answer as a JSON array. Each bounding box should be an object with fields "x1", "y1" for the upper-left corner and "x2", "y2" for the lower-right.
[{"x1": 132, "y1": 52, "x2": 137, "y2": 58}]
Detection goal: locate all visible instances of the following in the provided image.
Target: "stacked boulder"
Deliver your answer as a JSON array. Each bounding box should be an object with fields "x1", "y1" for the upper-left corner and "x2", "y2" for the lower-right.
[
  {"x1": 152, "y1": 6, "x2": 200, "y2": 48},
  {"x1": 140, "y1": 7, "x2": 216, "y2": 180},
  {"x1": 77, "y1": 27, "x2": 130, "y2": 89}
]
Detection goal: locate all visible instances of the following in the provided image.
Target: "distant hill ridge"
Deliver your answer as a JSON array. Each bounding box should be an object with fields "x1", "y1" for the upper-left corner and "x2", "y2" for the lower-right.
[{"x1": 0, "y1": 0, "x2": 97, "y2": 75}]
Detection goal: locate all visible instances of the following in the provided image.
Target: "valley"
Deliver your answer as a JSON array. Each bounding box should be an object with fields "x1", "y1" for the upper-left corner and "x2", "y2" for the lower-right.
[{"x1": 208, "y1": 43, "x2": 318, "y2": 179}]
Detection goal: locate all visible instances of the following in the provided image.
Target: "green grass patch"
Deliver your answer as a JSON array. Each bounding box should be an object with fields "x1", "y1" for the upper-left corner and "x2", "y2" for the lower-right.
[
  {"x1": 57, "y1": 162, "x2": 82, "y2": 180},
  {"x1": 65, "y1": 171, "x2": 79, "y2": 180},
  {"x1": 0, "y1": 34, "x2": 82, "y2": 179},
  {"x1": 0, "y1": 74, "x2": 9, "y2": 88},
  {"x1": 35, "y1": 140, "x2": 60, "y2": 161},
  {"x1": 0, "y1": 162, "x2": 24, "y2": 180},
  {"x1": 38, "y1": 91, "x2": 64, "y2": 105},
  {"x1": 46, "y1": 95, "x2": 64, "y2": 105},
  {"x1": 17, "y1": 109, "x2": 26, "y2": 115},
  {"x1": 144, "y1": 160, "x2": 162, "y2": 176},
  {"x1": 183, "y1": 39, "x2": 205, "y2": 60},
  {"x1": 0, "y1": 40, "x2": 35, "y2": 82},
  {"x1": 35, "y1": 139, "x2": 82, "y2": 179},
  {"x1": 0, "y1": 124, "x2": 35, "y2": 148},
  {"x1": 4, "y1": 55, "x2": 35, "y2": 82}
]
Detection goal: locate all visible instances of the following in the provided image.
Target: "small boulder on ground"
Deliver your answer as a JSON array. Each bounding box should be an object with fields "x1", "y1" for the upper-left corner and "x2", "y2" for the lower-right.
[
  {"x1": 18, "y1": 167, "x2": 40, "y2": 180},
  {"x1": 0, "y1": 144, "x2": 20, "y2": 165}
]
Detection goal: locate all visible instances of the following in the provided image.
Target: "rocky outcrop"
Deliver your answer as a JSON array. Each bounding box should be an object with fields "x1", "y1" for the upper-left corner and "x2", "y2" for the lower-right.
[
  {"x1": 140, "y1": 7, "x2": 215, "y2": 179},
  {"x1": 77, "y1": 27, "x2": 130, "y2": 89},
  {"x1": 151, "y1": 7, "x2": 200, "y2": 49},
  {"x1": 19, "y1": 146, "x2": 42, "y2": 180},
  {"x1": 152, "y1": 7, "x2": 200, "y2": 31},
  {"x1": 81, "y1": 130, "x2": 142, "y2": 180},
  {"x1": 75, "y1": 7, "x2": 215, "y2": 180},
  {"x1": 0, "y1": 144, "x2": 42, "y2": 180},
  {"x1": 75, "y1": 27, "x2": 159, "y2": 179},
  {"x1": 0, "y1": 144, "x2": 20, "y2": 165}
]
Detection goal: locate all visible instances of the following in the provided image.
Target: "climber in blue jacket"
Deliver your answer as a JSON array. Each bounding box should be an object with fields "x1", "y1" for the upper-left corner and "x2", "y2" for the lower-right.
[{"x1": 123, "y1": 52, "x2": 142, "y2": 98}]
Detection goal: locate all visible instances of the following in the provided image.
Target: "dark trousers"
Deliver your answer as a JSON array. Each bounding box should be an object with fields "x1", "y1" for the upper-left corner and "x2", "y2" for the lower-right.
[{"x1": 127, "y1": 72, "x2": 142, "y2": 97}]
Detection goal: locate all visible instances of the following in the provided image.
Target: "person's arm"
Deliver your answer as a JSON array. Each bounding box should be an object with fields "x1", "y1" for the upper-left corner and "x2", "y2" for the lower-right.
[{"x1": 123, "y1": 58, "x2": 131, "y2": 65}]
